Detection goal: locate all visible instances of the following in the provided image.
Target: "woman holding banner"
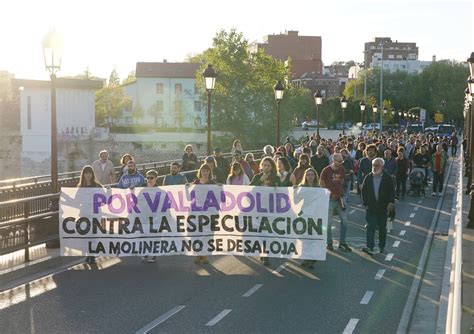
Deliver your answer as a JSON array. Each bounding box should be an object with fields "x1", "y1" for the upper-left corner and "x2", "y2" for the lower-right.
[
  {"x1": 250, "y1": 157, "x2": 280, "y2": 266},
  {"x1": 142, "y1": 170, "x2": 159, "y2": 263},
  {"x1": 77, "y1": 165, "x2": 102, "y2": 265},
  {"x1": 298, "y1": 168, "x2": 320, "y2": 269},
  {"x1": 193, "y1": 164, "x2": 217, "y2": 264},
  {"x1": 226, "y1": 162, "x2": 250, "y2": 185}
]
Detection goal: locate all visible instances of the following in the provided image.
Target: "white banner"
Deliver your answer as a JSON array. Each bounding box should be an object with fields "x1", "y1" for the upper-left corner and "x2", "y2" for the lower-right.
[{"x1": 60, "y1": 185, "x2": 329, "y2": 260}]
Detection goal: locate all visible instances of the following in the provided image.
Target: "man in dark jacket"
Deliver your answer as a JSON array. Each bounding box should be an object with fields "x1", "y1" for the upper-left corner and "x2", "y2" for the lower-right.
[{"x1": 361, "y1": 158, "x2": 395, "y2": 255}]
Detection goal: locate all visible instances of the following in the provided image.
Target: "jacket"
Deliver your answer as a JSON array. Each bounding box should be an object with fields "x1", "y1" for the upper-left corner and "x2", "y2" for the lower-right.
[
  {"x1": 431, "y1": 151, "x2": 447, "y2": 173},
  {"x1": 361, "y1": 172, "x2": 395, "y2": 214}
]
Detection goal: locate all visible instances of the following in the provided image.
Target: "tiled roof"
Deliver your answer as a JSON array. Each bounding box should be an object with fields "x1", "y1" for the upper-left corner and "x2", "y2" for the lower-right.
[
  {"x1": 11, "y1": 78, "x2": 104, "y2": 90},
  {"x1": 136, "y1": 62, "x2": 200, "y2": 78}
]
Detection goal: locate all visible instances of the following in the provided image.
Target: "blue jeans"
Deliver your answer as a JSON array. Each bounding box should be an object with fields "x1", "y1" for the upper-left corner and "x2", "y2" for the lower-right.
[
  {"x1": 327, "y1": 199, "x2": 347, "y2": 245},
  {"x1": 366, "y1": 210, "x2": 387, "y2": 250}
]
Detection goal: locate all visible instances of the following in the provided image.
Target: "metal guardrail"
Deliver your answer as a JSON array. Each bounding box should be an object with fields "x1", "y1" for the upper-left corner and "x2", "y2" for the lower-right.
[
  {"x1": 446, "y1": 156, "x2": 463, "y2": 333},
  {"x1": 0, "y1": 193, "x2": 60, "y2": 261},
  {"x1": 0, "y1": 150, "x2": 264, "y2": 263}
]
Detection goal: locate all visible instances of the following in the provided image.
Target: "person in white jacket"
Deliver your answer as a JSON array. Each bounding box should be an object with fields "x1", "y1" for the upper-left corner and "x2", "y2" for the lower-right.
[{"x1": 226, "y1": 162, "x2": 250, "y2": 185}]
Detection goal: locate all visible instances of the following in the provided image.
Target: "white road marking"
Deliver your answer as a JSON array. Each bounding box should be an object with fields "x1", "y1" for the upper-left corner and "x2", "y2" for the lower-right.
[
  {"x1": 271, "y1": 263, "x2": 286, "y2": 277},
  {"x1": 404, "y1": 221, "x2": 411, "y2": 226},
  {"x1": 135, "y1": 305, "x2": 185, "y2": 334},
  {"x1": 206, "y1": 309, "x2": 232, "y2": 327},
  {"x1": 385, "y1": 253, "x2": 394, "y2": 261},
  {"x1": 410, "y1": 213, "x2": 415, "y2": 218},
  {"x1": 360, "y1": 291, "x2": 374, "y2": 304},
  {"x1": 374, "y1": 269, "x2": 385, "y2": 280},
  {"x1": 343, "y1": 318, "x2": 359, "y2": 334},
  {"x1": 242, "y1": 284, "x2": 263, "y2": 297},
  {"x1": 393, "y1": 241, "x2": 401, "y2": 248},
  {"x1": 349, "y1": 209, "x2": 355, "y2": 214},
  {"x1": 399, "y1": 230, "x2": 406, "y2": 236},
  {"x1": 414, "y1": 207, "x2": 419, "y2": 211},
  {"x1": 417, "y1": 200, "x2": 422, "y2": 204}
]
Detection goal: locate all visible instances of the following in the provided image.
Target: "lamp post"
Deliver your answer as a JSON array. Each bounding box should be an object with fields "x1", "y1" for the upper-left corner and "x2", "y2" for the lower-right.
[
  {"x1": 359, "y1": 100, "x2": 366, "y2": 124},
  {"x1": 203, "y1": 64, "x2": 216, "y2": 155},
  {"x1": 379, "y1": 42, "x2": 386, "y2": 131},
  {"x1": 314, "y1": 90, "x2": 323, "y2": 139},
  {"x1": 372, "y1": 103, "x2": 378, "y2": 131},
  {"x1": 273, "y1": 81, "x2": 285, "y2": 147},
  {"x1": 340, "y1": 95, "x2": 348, "y2": 135},
  {"x1": 42, "y1": 30, "x2": 63, "y2": 195}
]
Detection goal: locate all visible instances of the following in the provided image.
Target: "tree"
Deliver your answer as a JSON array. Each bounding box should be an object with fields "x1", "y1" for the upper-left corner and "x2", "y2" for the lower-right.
[
  {"x1": 108, "y1": 68, "x2": 120, "y2": 86},
  {"x1": 132, "y1": 102, "x2": 144, "y2": 124},
  {"x1": 95, "y1": 86, "x2": 129, "y2": 125},
  {"x1": 343, "y1": 61, "x2": 468, "y2": 124},
  {"x1": 123, "y1": 71, "x2": 136, "y2": 85},
  {"x1": 193, "y1": 29, "x2": 311, "y2": 148}
]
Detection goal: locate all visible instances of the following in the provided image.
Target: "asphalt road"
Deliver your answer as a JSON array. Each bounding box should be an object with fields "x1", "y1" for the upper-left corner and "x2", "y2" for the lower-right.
[{"x1": 0, "y1": 187, "x2": 442, "y2": 334}]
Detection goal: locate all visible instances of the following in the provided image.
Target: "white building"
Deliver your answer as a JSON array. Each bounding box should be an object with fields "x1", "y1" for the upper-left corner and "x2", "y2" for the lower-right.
[
  {"x1": 371, "y1": 58, "x2": 432, "y2": 74},
  {"x1": 12, "y1": 78, "x2": 103, "y2": 163},
  {"x1": 122, "y1": 62, "x2": 204, "y2": 129}
]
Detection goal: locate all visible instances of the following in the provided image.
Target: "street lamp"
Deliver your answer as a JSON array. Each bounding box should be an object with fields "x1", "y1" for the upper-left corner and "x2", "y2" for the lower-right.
[
  {"x1": 340, "y1": 95, "x2": 348, "y2": 135},
  {"x1": 359, "y1": 100, "x2": 366, "y2": 124},
  {"x1": 372, "y1": 103, "x2": 378, "y2": 131},
  {"x1": 273, "y1": 81, "x2": 285, "y2": 146},
  {"x1": 314, "y1": 90, "x2": 323, "y2": 138},
  {"x1": 42, "y1": 30, "x2": 63, "y2": 195},
  {"x1": 203, "y1": 64, "x2": 216, "y2": 155}
]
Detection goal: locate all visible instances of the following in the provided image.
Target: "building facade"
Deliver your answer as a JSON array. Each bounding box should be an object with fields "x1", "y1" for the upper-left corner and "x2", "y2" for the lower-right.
[
  {"x1": 364, "y1": 37, "x2": 419, "y2": 69},
  {"x1": 249, "y1": 30, "x2": 323, "y2": 79},
  {"x1": 11, "y1": 78, "x2": 103, "y2": 170},
  {"x1": 122, "y1": 62, "x2": 204, "y2": 129}
]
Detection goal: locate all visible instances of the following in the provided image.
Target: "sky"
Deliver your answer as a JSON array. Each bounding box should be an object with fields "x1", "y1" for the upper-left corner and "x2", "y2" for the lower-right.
[{"x1": 1, "y1": 0, "x2": 472, "y2": 81}]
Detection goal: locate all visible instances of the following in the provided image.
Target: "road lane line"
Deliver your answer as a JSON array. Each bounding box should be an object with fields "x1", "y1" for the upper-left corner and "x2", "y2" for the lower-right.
[
  {"x1": 349, "y1": 209, "x2": 355, "y2": 214},
  {"x1": 399, "y1": 230, "x2": 406, "y2": 236},
  {"x1": 410, "y1": 213, "x2": 415, "y2": 218},
  {"x1": 374, "y1": 269, "x2": 385, "y2": 280},
  {"x1": 343, "y1": 318, "x2": 359, "y2": 334},
  {"x1": 405, "y1": 221, "x2": 411, "y2": 226},
  {"x1": 393, "y1": 240, "x2": 401, "y2": 248},
  {"x1": 360, "y1": 291, "x2": 374, "y2": 304},
  {"x1": 136, "y1": 305, "x2": 185, "y2": 334},
  {"x1": 206, "y1": 309, "x2": 232, "y2": 327},
  {"x1": 414, "y1": 206, "x2": 419, "y2": 211},
  {"x1": 385, "y1": 253, "x2": 394, "y2": 261},
  {"x1": 242, "y1": 284, "x2": 263, "y2": 297},
  {"x1": 271, "y1": 263, "x2": 286, "y2": 276}
]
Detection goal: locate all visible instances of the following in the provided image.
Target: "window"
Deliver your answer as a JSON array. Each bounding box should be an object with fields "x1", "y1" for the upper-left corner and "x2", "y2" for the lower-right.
[
  {"x1": 194, "y1": 101, "x2": 201, "y2": 112},
  {"x1": 175, "y1": 83, "x2": 182, "y2": 94},
  {"x1": 156, "y1": 83, "x2": 163, "y2": 94},
  {"x1": 194, "y1": 84, "x2": 199, "y2": 95},
  {"x1": 27, "y1": 96, "x2": 32, "y2": 129},
  {"x1": 156, "y1": 100, "x2": 163, "y2": 112}
]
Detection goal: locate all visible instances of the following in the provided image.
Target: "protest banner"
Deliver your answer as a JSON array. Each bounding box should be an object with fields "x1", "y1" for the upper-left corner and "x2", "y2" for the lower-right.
[{"x1": 60, "y1": 185, "x2": 329, "y2": 260}]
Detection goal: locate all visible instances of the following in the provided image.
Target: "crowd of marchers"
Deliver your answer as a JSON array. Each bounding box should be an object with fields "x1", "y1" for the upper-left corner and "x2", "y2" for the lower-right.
[{"x1": 75, "y1": 130, "x2": 459, "y2": 268}]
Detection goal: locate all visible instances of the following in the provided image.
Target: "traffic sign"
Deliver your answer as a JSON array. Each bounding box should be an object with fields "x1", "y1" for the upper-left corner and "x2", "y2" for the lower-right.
[
  {"x1": 434, "y1": 112, "x2": 444, "y2": 123},
  {"x1": 420, "y1": 108, "x2": 426, "y2": 122}
]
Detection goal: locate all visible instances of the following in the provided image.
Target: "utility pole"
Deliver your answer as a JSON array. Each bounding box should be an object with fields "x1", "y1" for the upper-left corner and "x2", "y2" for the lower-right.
[{"x1": 380, "y1": 43, "x2": 384, "y2": 130}]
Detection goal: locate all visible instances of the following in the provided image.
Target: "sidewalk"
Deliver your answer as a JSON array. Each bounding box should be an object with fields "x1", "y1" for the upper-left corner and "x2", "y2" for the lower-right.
[{"x1": 462, "y1": 190, "x2": 474, "y2": 333}]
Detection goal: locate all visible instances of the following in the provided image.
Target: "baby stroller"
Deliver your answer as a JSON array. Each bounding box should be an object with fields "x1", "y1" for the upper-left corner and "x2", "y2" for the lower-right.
[{"x1": 409, "y1": 167, "x2": 426, "y2": 196}]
